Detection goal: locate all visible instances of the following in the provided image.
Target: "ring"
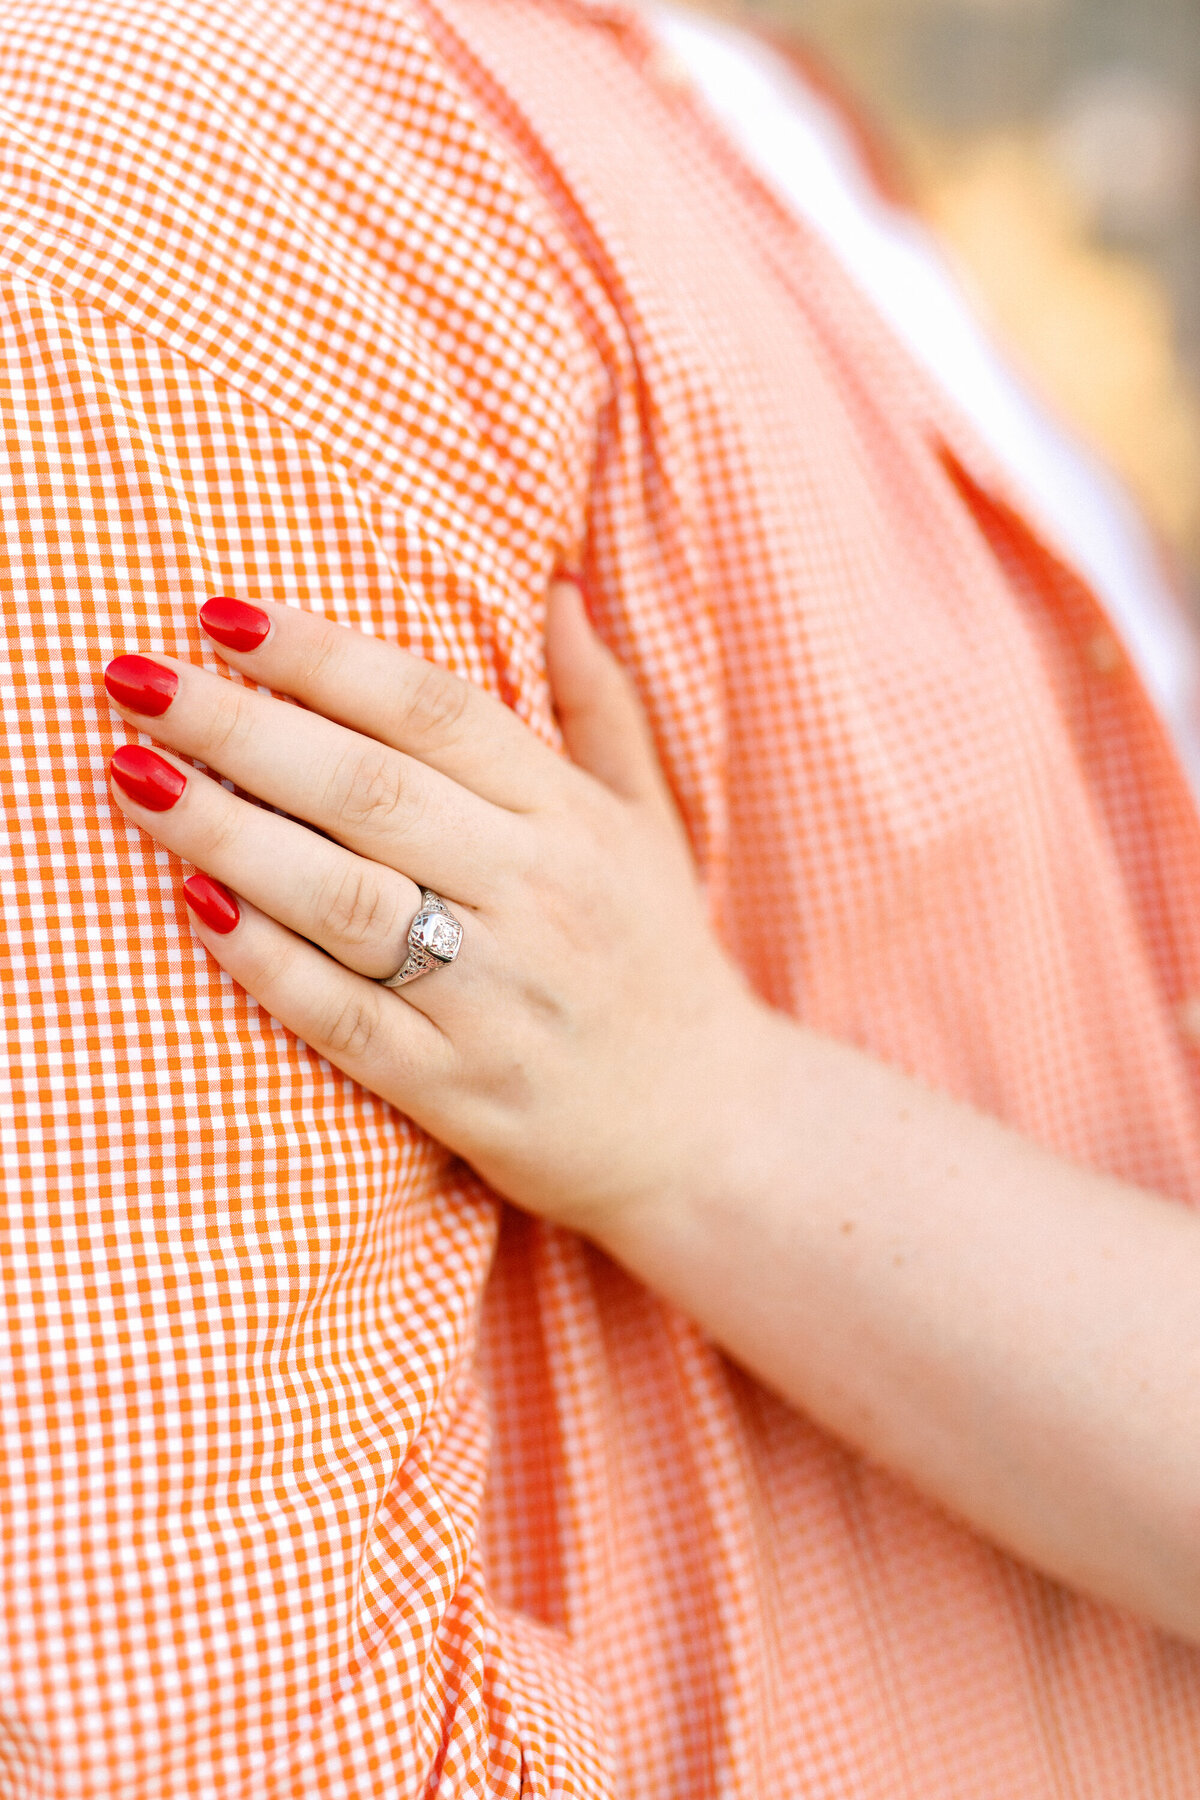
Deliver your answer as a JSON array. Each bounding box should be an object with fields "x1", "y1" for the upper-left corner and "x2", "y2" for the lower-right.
[{"x1": 379, "y1": 889, "x2": 464, "y2": 990}]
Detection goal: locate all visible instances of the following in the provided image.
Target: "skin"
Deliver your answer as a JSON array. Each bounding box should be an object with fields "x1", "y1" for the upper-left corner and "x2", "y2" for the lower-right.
[{"x1": 104, "y1": 582, "x2": 1200, "y2": 1644}]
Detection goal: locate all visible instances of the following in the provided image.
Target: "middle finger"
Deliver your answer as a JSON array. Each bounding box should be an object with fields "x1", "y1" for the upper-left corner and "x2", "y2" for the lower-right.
[
  {"x1": 103, "y1": 652, "x2": 509, "y2": 901},
  {"x1": 107, "y1": 741, "x2": 432, "y2": 983}
]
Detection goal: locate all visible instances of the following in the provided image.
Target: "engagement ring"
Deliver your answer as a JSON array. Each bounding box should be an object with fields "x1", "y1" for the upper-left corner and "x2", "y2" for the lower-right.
[{"x1": 380, "y1": 890, "x2": 463, "y2": 989}]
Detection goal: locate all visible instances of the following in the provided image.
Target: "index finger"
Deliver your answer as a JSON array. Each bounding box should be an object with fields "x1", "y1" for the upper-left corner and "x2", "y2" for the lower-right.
[{"x1": 197, "y1": 594, "x2": 568, "y2": 813}]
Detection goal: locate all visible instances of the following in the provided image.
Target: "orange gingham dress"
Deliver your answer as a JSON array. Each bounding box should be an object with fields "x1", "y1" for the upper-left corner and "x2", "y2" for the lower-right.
[{"x1": 2, "y1": 0, "x2": 1200, "y2": 1793}]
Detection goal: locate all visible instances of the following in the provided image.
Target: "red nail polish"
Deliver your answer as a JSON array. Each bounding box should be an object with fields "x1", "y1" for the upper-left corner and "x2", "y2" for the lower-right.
[
  {"x1": 199, "y1": 595, "x2": 271, "y2": 652},
  {"x1": 103, "y1": 654, "x2": 179, "y2": 717},
  {"x1": 182, "y1": 873, "x2": 240, "y2": 934},
  {"x1": 109, "y1": 745, "x2": 187, "y2": 811}
]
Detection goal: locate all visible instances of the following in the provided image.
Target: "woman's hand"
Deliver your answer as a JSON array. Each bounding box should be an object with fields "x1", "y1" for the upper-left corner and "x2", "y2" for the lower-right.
[
  {"x1": 101, "y1": 584, "x2": 768, "y2": 1237},
  {"x1": 101, "y1": 586, "x2": 1200, "y2": 1641}
]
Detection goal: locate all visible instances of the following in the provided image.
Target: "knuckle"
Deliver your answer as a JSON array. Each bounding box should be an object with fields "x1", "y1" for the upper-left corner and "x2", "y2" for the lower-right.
[
  {"x1": 524, "y1": 832, "x2": 614, "y2": 953},
  {"x1": 334, "y1": 745, "x2": 420, "y2": 837},
  {"x1": 524, "y1": 824, "x2": 588, "y2": 899},
  {"x1": 201, "y1": 684, "x2": 254, "y2": 764},
  {"x1": 300, "y1": 624, "x2": 342, "y2": 690},
  {"x1": 398, "y1": 661, "x2": 472, "y2": 746},
  {"x1": 321, "y1": 991, "x2": 382, "y2": 1062},
  {"x1": 196, "y1": 793, "x2": 248, "y2": 863},
  {"x1": 472, "y1": 1054, "x2": 537, "y2": 1113},
  {"x1": 255, "y1": 933, "x2": 299, "y2": 993},
  {"x1": 318, "y1": 860, "x2": 405, "y2": 953}
]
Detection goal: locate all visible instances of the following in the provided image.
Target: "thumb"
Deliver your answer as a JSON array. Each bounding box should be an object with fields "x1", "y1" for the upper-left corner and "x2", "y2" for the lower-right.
[{"x1": 545, "y1": 577, "x2": 677, "y2": 817}]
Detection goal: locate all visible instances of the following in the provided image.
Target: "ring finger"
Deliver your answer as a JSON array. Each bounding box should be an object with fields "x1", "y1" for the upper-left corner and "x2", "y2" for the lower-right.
[{"x1": 108, "y1": 742, "x2": 444, "y2": 987}]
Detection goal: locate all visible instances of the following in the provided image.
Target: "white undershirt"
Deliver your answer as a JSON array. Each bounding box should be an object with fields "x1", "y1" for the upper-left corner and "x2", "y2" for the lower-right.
[{"x1": 649, "y1": 5, "x2": 1200, "y2": 796}]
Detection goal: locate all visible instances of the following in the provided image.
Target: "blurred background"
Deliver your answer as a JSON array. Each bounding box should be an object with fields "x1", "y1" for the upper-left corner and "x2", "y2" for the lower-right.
[{"x1": 696, "y1": 0, "x2": 1200, "y2": 596}]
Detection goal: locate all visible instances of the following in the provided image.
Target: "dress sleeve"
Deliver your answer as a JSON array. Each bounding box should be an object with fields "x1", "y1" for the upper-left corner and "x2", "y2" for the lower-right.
[{"x1": 0, "y1": 7, "x2": 609, "y2": 1784}]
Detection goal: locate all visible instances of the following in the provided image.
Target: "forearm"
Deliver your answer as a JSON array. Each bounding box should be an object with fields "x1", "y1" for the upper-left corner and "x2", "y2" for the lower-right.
[
  {"x1": 597, "y1": 1009, "x2": 1200, "y2": 1641},
  {"x1": 119, "y1": 542, "x2": 1200, "y2": 1645}
]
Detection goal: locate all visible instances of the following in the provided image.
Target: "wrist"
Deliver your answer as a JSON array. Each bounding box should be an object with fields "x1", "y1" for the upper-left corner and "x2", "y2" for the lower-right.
[{"x1": 590, "y1": 984, "x2": 797, "y2": 1271}]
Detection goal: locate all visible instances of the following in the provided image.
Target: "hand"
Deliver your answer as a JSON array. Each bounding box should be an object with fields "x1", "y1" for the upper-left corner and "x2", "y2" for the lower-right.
[
  {"x1": 100, "y1": 592, "x2": 1200, "y2": 1643},
  {"x1": 101, "y1": 584, "x2": 767, "y2": 1238}
]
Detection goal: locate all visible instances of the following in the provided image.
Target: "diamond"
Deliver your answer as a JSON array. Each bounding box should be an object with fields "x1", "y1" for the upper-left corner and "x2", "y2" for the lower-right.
[{"x1": 412, "y1": 910, "x2": 462, "y2": 961}]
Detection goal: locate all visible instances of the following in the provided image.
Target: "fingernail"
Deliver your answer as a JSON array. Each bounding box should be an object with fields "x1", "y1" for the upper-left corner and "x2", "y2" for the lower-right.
[
  {"x1": 182, "y1": 873, "x2": 240, "y2": 934},
  {"x1": 199, "y1": 595, "x2": 271, "y2": 652},
  {"x1": 103, "y1": 654, "x2": 179, "y2": 717},
  {"x1": 109, "y1": 745, "x2": 187, "y2": 811}
]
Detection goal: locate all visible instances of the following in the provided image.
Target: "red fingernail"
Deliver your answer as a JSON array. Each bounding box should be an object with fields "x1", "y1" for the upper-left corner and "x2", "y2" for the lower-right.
[
  {"x1": 103, "y1": 654, "x2": 179, "y2": 717},
  {"x1": 199, "y1": 595, "x2": 271, "y2": 652},
  {"x1": 182, "y1": 873, "x2": 240, "y2": 934},
  {"x1": 109, "y1": 745, "x2": 187, "y2": 811}
]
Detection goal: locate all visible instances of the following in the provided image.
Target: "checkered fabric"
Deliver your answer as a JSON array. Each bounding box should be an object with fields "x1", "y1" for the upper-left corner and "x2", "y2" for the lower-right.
[{"x1": 1, "y1": 0, "x2": 1200, "y2": 1792}]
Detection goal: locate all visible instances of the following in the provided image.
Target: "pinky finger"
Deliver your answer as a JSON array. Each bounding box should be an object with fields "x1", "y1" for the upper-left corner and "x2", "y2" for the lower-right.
[{"x1": 181, "y1": 873, "x2": 452, "y2": 1106}]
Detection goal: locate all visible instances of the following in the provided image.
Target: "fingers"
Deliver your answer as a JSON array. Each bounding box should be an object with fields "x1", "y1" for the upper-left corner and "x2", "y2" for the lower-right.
[
  {"x1": 180, "y1": 884, "x2": 454, "y2": 1107},
  {"x1": 545, "y1": 579, "x2": 680, "y2": 823},
  {"x1": 103, "y1": 650, "x2": 510, "y2": 902},
  {"x1": 197, "y1": 594, "x2": 566, "y2": 812},
  {"x1": 108, "y1": 742, "x2": 426, "y2": 981}
]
